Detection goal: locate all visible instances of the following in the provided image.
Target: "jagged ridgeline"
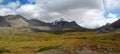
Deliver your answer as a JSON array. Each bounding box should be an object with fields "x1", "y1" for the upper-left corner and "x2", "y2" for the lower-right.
[{"x1": 0, "y1": 15, "x2": 87, "y2": 33}]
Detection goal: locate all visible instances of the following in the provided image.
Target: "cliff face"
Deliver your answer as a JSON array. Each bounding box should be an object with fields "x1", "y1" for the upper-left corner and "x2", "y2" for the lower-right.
[
  {"x1": 4, "y1": 15, "x2": 30, "y2": 27},
  {"x1": 0, "y1": 16, "x2": 11, "y2": 27}
]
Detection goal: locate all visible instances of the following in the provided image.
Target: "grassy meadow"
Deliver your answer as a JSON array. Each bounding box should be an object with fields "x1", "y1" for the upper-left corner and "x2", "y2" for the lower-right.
[{"x1": 0, "y1": 31, "x2": 120, "y2": 54}]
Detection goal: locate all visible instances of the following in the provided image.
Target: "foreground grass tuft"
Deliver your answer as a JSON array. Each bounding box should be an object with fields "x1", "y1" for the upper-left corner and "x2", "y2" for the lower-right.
[{"x1": 0, "y1": 47, "x2": 10, "y2": 53}]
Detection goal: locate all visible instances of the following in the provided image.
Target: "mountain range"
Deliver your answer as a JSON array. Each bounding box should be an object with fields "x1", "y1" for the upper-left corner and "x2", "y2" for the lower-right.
[
  {"x1": 0, "y1": 15, "x2": 87, "y2": 32},
  {"x1": 0, "y1": 15, "x2": 119, "y2": 33}
]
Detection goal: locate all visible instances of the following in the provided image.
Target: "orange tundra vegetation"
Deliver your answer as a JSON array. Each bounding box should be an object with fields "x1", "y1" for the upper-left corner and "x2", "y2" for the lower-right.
[{"x1": 0, "y1": 31, "x2": 119, "y2": 54}]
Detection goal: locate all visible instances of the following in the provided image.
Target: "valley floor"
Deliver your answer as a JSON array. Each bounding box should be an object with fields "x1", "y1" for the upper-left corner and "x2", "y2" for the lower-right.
[{"x1": 0, "y1": 31, "x2": 120, "y2": 54}]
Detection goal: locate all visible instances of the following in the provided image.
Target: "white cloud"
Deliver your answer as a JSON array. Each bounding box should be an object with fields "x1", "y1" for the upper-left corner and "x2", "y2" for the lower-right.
[
  {"x1": 0, "y1": 0, "x2": 20, "y2": 9},
  {"x1": 0, "y1": 8, "x2": 16, "y2": 16},
  {"x1": 105, "y1": 0, "x2": 120, "y2": 9},
  {"x1": 6, "y1": 0, "x2": 20, "y2": 9},
  {"x1": 0, "y1": 0, "x2": 3, "y2": 3},
  {"x1": 76, "y1": 10, "x2": 118, "y2": 28},
  {"x1": 42, "y1": 0, "x2": 103, "y2": 12},
  {"x1": 108, "y1": 13, "x2": 117, "y2": 18},
  {"x1": 15, "y1": 0, "x2": 118, "y2": 28},
  {"x1": 0, "y1": 0, "x2": 20, "y2": 16},
  {"x1": 16, "y1": 4, "x2": 46, "y2": 19},
  {"x1": 0, "y1": 0, "x2": 119, "y2": 28}
]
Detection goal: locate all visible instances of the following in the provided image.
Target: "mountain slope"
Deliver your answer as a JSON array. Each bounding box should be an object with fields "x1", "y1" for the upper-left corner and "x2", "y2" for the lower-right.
[
  {"x1": 28, "y1": 19, "x2": 51, "y2": 26},
  {"x1": 108, "y1": 19, "x2": 120, "y2": 29},
  {"x1": 96, "y1": 19, "x2": 120, "y2": 32},
  {"x1": 4, "y1": 15, "x2": 30, "y2": 27},
  {"x1": 0, "y1": 16, "x2": 11, "y2": 27}
]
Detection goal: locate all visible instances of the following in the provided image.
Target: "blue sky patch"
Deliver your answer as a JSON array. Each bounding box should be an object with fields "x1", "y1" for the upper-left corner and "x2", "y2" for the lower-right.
[{"x1": 0, "y1": 0, "x2": 35, "y2": 5}]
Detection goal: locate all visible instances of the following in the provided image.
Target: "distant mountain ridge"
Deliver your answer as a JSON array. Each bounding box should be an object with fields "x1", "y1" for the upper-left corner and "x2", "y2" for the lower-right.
[
  {"x1": 96, "y1": 19, "x2": 120, "y2": 33},
  {"x1": 0, "y1": 15, "x2": 119, "y2": 32},
  {"x1": 0, "y1": 15, "x2": 86, "y2": 32}
]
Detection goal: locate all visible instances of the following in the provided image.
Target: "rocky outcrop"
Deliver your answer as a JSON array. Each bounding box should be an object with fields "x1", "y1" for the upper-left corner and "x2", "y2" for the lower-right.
[
  {"x1": 0, "y1": 16, "x2": 11, "y2": 27},
  {"x1": 4, "y1": 15, "x2": 30, "y2": 27}
]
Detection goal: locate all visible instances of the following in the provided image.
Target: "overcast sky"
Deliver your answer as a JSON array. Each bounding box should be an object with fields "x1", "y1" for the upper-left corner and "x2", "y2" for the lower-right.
[{"x1": 0, "y1": 0, "x2": 119, "y2": 28}]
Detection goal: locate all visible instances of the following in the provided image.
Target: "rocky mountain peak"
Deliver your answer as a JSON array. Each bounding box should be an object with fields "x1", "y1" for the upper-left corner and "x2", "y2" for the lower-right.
[
  {"x1": 50, "y1": 18, "x2": 83, "y2": 31},
  {"x1": 52, "y1": 18, "x2": 70, "y2": 26}
]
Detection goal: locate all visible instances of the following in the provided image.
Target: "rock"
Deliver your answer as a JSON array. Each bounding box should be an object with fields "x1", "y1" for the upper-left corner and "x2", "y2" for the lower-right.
[
  {"x1": 71, "y1": 48, "x2": 97, "y2": 54},
  {"x1": 4, "y1": 15, "x2": 30, "y2": 27},
  {"x1": 37, "y1": 49, "x2": 69, "y2": 54},
  {"x1": 37, "y1": 48, "x2": 98, "y2": 54}
]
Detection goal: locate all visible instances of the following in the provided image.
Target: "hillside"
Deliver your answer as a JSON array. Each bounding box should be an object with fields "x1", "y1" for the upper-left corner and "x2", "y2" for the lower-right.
[{"x1": 4, "y1": 15, "x2": 30, "y2": 27}]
